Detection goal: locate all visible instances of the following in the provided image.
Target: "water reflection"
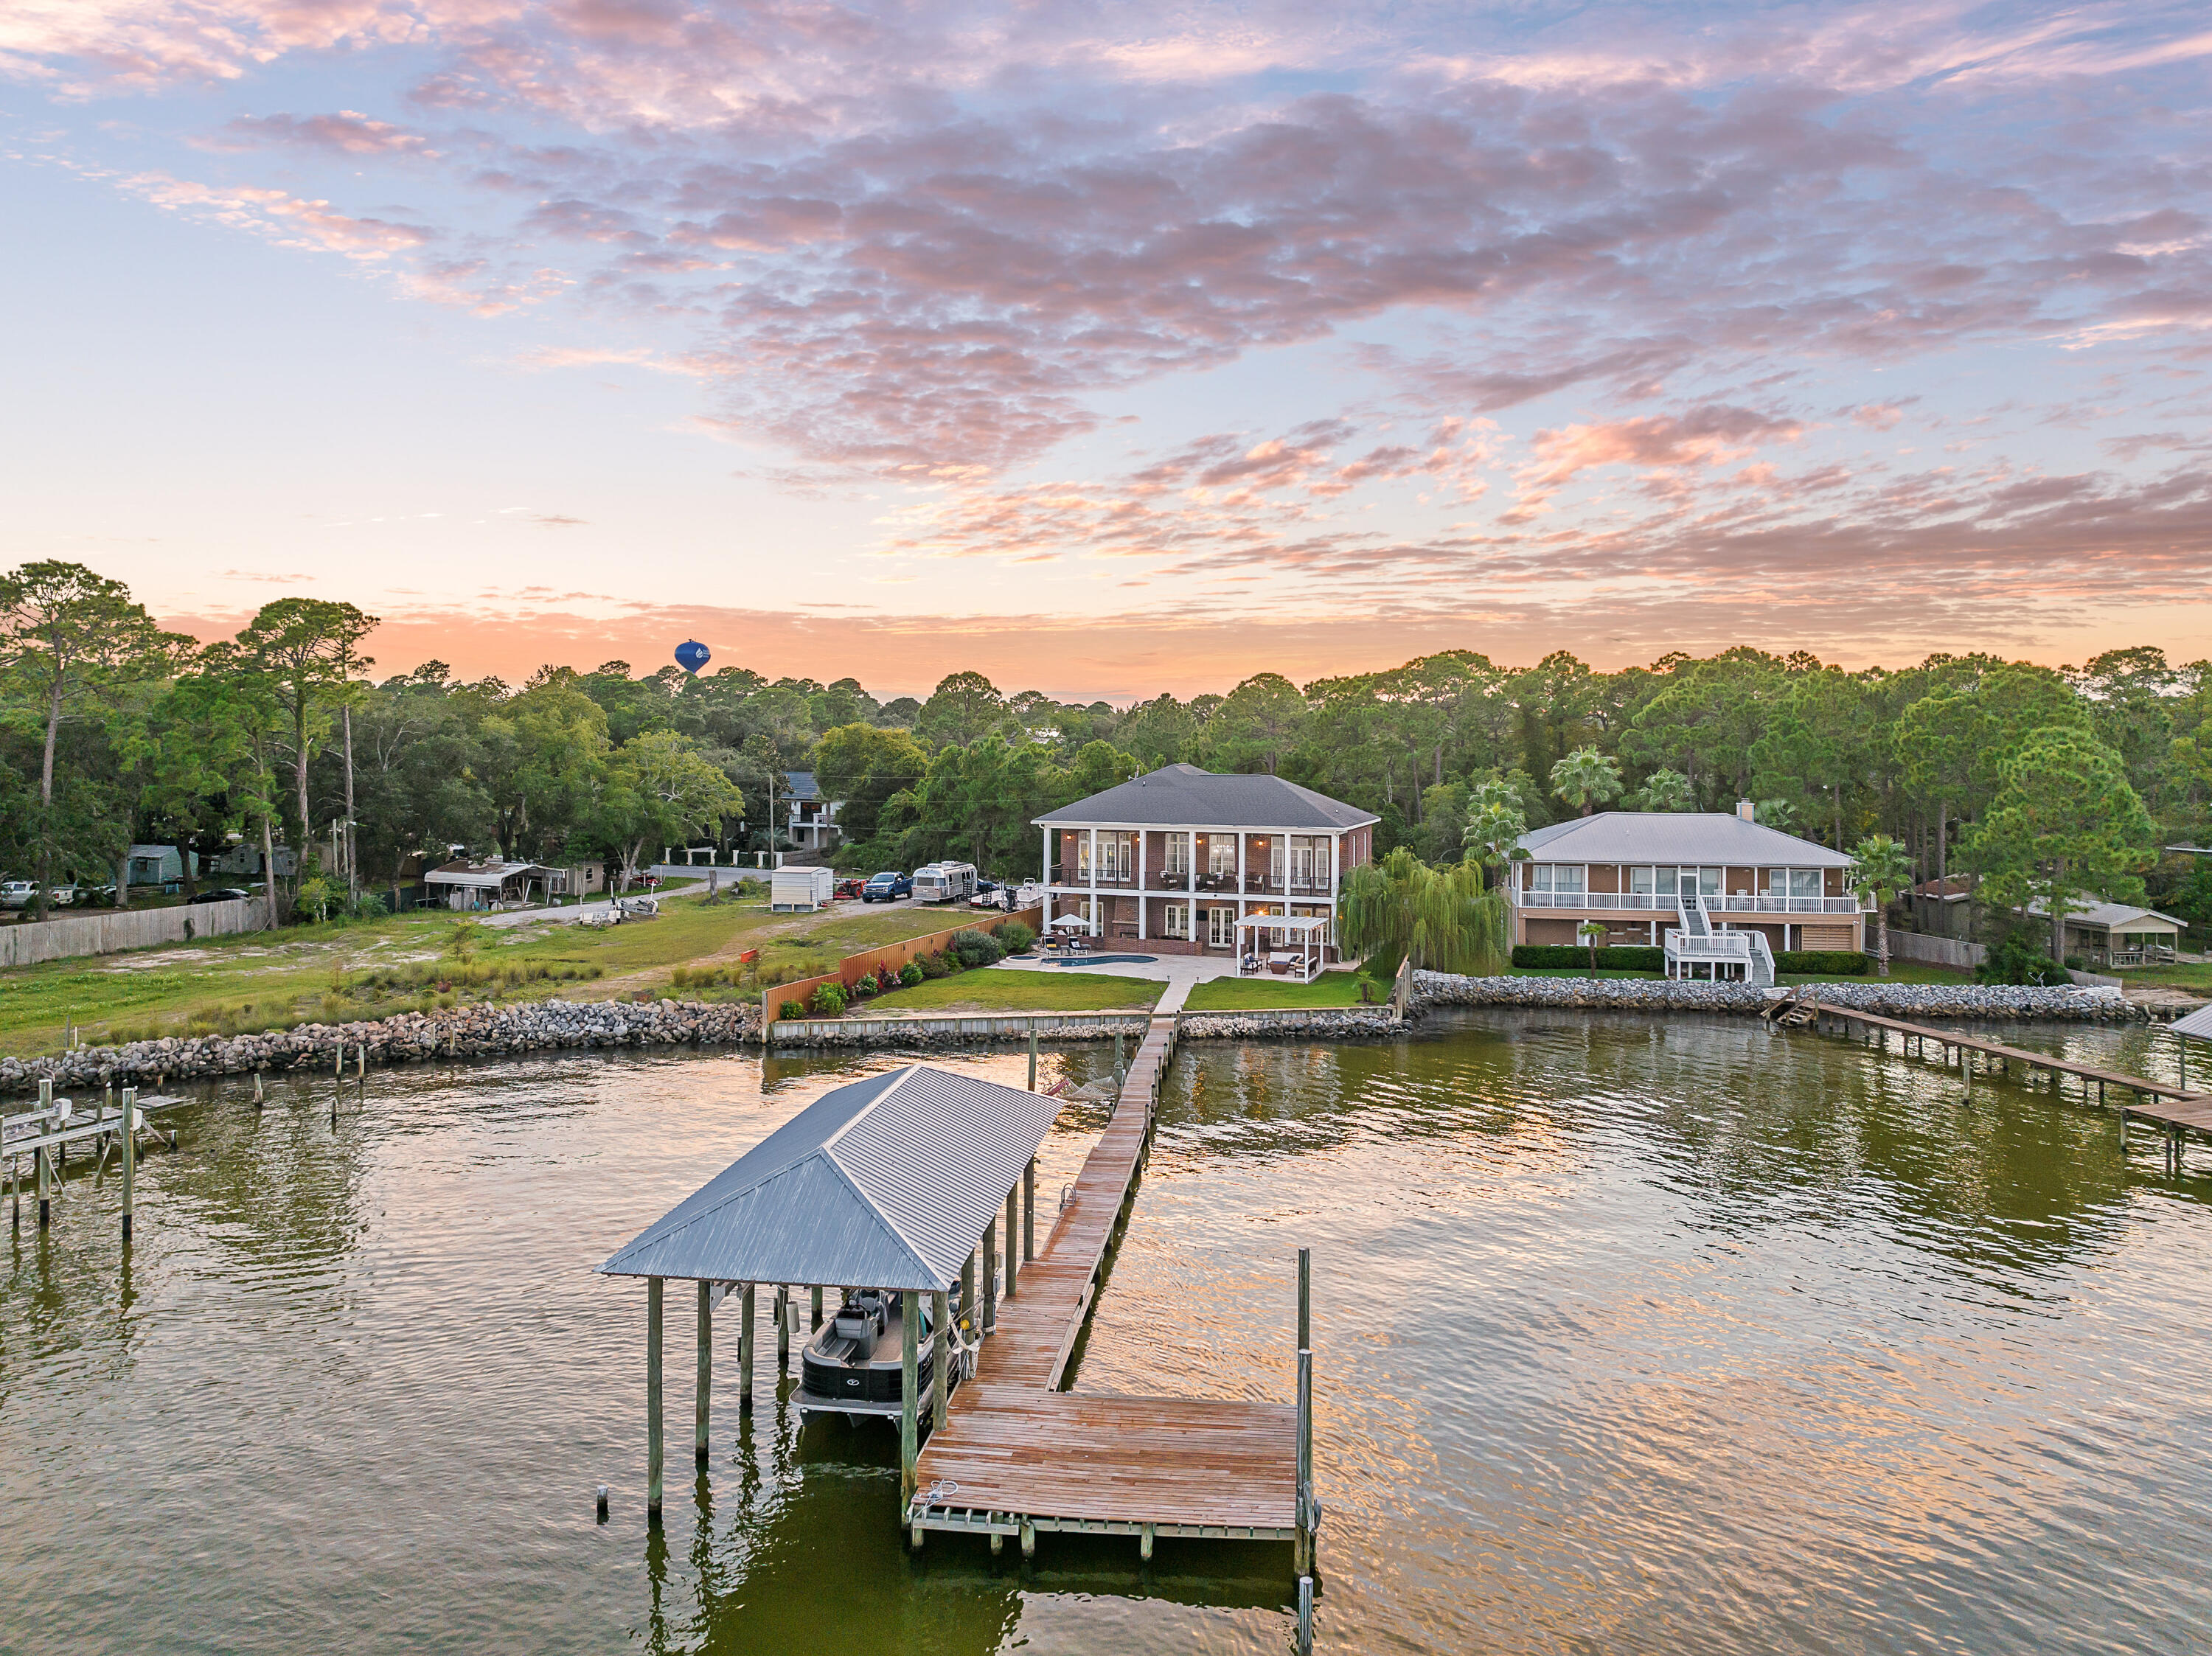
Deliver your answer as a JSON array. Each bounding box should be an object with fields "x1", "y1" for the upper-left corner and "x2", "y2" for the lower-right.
[{"x1": 1, "y1": 1017, "x2": 2207, "y2": 1655}]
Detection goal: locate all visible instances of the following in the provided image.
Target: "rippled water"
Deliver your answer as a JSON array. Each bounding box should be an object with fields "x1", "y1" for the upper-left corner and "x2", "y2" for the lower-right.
[{"x1": 3, "y1": 1012, "x2": 2208, "y2": 1653}]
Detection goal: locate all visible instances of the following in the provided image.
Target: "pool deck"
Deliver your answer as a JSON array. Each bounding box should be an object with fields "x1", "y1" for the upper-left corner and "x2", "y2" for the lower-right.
[{"x1": 908, "y1": 1011, "x2": 1305, "y2": 1554}]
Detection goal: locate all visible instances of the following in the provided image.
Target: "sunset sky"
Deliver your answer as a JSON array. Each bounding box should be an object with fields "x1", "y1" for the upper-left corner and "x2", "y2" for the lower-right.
[{"x1": 4, "y1": 1, "x2": 2210, "y2": 698}]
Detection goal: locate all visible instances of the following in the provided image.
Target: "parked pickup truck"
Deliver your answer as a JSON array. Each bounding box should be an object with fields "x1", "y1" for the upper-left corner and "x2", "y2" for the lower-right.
[{"x1": 861, "y1": 871, "x2": 912, "y2": 902}]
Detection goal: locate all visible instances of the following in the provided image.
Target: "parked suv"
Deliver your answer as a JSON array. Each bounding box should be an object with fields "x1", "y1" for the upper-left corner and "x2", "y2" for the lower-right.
[
  {"x1": 861, "y1": 871, "x2": 911, "y2": 902},
  {"x1": 191, "y1": 887, "x2": 251, "y2": 904},
  {"x1": 0, "y1": 880, "x2": 34, "y2": 909}
]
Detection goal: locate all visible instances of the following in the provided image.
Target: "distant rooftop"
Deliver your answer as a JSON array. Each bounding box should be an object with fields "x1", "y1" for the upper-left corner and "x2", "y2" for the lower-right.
[{"x1": 1034, "y1": 764, "x2": 1377, "y2": 831}]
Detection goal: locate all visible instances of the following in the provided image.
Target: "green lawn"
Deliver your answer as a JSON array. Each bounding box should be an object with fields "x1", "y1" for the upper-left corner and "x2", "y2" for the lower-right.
[
  {"x1": 858, "y1": 968, "x2": 1163, "y2": 1015},
  {"x1": 0, "y1": 892, "x2": 961, "y2": 1056},
  {"x1": 2110, "y1": 960, "x2": 2212, "y2": 992},
  {"x1": 1183, "y1": 971, "x2": 1378, "y2": 1009}
]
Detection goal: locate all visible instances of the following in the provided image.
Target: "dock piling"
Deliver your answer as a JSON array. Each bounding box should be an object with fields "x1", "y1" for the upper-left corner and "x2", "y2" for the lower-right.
[
  {"x1": 931, "y1": 1288, "x2": 949, "y2": 1430},
  {"x1": 695, "y1": 1281, "x2": 712, "y2": 1463},
  {"x1": 647, "y1": 1277, "x2": 665, "y2": 1517},
  {"x1": 120, "y1": 1086, "x2": 136, "y2": 1245},
  {"x1": 253, "y1": 1071, "x2": 265, "y2": 1110},
  {"x1": 811, "y1": 1283, "x2": 823, "y2": 1331},
  {"x1": 776, "y1": 1284, "x2": 790, "y2": 1371},
  {"x1": 983, "y1": 1217, "x2": 998, "y2": 1332},
  {"x1": 739, "y1": 1283, "x2": 756, "y2": 1414},
  {"x1": 1298, "y1": 1575, "x2": 1315, "y2": 1656},
  {"x1": 1028, "y1": 1026, "x2": 1038, "y2": 1091},
  {"x1": 1004, "y1": 1186, "x2": 1019, "y2": 1298},
  {"x1": 900, "y1": 1291, "x2": 920, "y2": 1514},
  {"x1": 1023, "y1": 1158, "x2": 1034, "y2": 1263}
]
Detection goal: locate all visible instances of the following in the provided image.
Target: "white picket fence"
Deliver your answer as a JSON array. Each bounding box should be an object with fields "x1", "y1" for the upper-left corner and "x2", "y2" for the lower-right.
[
  {"x1": 0, "y1": 896, "x2": 270, "y2": 967},
  {"x1": 1881, "y1": 930, "x2": 1988, "y2": 969}
]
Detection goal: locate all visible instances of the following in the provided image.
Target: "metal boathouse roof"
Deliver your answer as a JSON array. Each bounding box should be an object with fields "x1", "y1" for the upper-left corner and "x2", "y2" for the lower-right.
[{"x1": 598, "y1": 1065, "x2": 1065, "y2": 1293}]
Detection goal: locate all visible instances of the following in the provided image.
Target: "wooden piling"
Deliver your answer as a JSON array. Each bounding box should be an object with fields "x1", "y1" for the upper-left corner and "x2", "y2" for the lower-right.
[
  {"x1": 252, "y1": 1071, "x2": 265, "y2": 1109},
  {"x1": 739, "y1": 1282, "x2": 757, "y2": 1414},
  {"x1": 1295, "y1": 1346, "x2": 1314, "y2": 1575},
  {"x1": 647, "y1": 1277, "x2": 665, "y2": 1516},
  {"x1": 695, "y1": 1280, "x2": 712, "y2": 1463},
  {"x1": 811, "y1": 1283, "x2": 823, "y2": 1331},
  {"x1": 1028, "y1": 1026, "x2": 1038, "y2": 1091},
  {"x1": 1004, "y1": 1186, "x2": 1020, "y2": 1298},
  {"x1": 37, "y1": 1079, "x2": 53, "y2": 1230},
  {"x1": 1298, "y1": 1575, "x2": 1315, "y2": 1655},
  {"x1": 120, "y1": 1086, "x2": 136, "y2": 1245},
  {"x1": 900, "y1": 1290, "x2": 920, "y2": 1511},
  {"x1": 931, "y1": 1288, "x2": 949, "y2": 1428},
  {"x1": 1298, "y1": 1245, "x2": 1311, "y2": 1351},
  {"x1": 983, "y1": 1217, "x2": 998, "y2": 1332},
  {"x1": 1023, "y1": 1158, "x2": 1035, "y2": 1263},
  {"x1": 961, "y1": 1250, "x2": 976, "y2": 1336},
  {"x1": 776, "y1": 1284, "x2": 790, "y2": 1370},
  {"x1": 1139, "y1": 1522, "x2": 1154, "y2": 1562}
]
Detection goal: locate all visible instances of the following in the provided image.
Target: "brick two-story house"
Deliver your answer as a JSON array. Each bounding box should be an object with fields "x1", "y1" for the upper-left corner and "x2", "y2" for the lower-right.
[{"x1": 1034, "y1": 765, "x2": 1377, "y2": 957}]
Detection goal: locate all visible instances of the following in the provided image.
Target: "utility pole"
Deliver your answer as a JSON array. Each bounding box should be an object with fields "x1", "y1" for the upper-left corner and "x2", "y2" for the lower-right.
[{"x1": 342, "y1": 700, "x2": 358, "y2": 900}]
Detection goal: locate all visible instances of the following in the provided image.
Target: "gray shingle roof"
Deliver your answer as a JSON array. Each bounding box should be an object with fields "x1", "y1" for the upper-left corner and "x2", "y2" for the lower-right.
[
  {"x1": 780, "y1": 770, "x2": 821, "y2": 800},
  {"x1": 1517, "y1": 812, "x2": 1857, "y2": 866},
  {"x1": 1034, "y1": 763, "x2": 1377, "y2": 830},
  {"x1": 599, "y1": 1065, "x2": 1064, "y2": 1291}
]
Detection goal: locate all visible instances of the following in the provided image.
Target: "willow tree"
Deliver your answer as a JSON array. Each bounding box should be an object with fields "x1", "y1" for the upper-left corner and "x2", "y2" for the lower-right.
[{"x1": 1340, "y1": 847, "x2": 1510, "y2": 984}]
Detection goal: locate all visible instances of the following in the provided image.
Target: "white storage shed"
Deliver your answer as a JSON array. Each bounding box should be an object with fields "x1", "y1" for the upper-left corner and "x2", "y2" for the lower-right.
[{"x1": 771, "y1": 866, "x2": 839, "y2": 911}]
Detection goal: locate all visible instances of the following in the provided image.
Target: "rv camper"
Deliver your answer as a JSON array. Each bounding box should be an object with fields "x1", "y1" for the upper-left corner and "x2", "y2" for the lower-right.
[{"x1": 911, "y1": 862, "x2": 977, "y2": 904}]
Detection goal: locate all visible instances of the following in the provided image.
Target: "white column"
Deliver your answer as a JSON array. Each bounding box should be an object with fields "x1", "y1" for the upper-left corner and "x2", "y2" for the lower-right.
[
  {"x1": 1236, "y1": 831, "x2": 1247, "y2": 936},
  {"x1": 1088, "y1": 827, "x2": 1099, "y2": 934}
]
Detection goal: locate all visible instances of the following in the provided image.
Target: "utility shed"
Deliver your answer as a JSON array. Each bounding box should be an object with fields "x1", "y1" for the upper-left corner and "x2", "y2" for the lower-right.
[
  {"x1": 599, "y1": 1065, "x2": 1064, "y2": 1514},
  {"x1": 769, "y1": 865, "x2": 838, "y2": 911}
]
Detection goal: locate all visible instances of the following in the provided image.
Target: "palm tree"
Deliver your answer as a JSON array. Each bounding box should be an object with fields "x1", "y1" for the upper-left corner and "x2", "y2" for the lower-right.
[
  {"x1": 1550, "y1": 746, "x2": 1624, "y2": 816},
  {"x1": 1576, "y1": 918, "x2": 1607, "y2": 977},
  {"x1": 1461, "y1": 799, "x2": 1528, "y2": 889},
  {"x1": 1848, "y1": 833, "x2": 1915, "y2": 976},
  {"x1": 1628, "y1": 768, "x2": 1694, "y2": 812}
]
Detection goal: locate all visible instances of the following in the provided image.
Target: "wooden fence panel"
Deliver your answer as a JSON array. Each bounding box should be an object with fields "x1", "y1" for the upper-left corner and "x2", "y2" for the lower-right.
[
  {"x1": 0, "y1": 897, "x2": 269, "y2": 968},
  {"x1": 762, "y1": 906, "x2": 1043, "y2": 1020}
]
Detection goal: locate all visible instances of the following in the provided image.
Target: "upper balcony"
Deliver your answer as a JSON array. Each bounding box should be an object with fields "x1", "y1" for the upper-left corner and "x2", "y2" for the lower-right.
[{"x1": 1511, "y1": 888, "x2": 1861, "y2": 915}]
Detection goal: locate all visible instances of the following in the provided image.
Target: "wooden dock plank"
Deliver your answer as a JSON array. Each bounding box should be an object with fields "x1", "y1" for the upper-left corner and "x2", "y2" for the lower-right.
[{"x1": 914, "y1": 1013, "x2": 1300, "y2": 1536}]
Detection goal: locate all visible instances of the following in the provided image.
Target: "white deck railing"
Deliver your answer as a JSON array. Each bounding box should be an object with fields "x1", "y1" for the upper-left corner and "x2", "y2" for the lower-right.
[{"x1": 1512, "y1": 890, "x2": 1860, "y2": 914}]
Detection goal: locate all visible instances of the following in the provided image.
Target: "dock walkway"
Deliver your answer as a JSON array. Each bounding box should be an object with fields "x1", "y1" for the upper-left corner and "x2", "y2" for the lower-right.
[
  {"x1": 1787, "y1": 996, "x2": 2212, "y2": 1144},
  {"x1": 910, "y1": 1012, "x2": 1301, "y2": 1554}
]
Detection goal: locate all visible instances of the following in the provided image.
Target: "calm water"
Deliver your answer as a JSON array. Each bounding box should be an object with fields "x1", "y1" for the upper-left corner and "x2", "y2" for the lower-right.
[{"x1": 3, "y1": 1012, "x2": 2209, "y2": 1654}]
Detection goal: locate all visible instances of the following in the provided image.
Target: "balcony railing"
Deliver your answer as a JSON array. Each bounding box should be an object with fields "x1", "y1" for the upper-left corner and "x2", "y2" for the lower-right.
[{"x1": 1512, "y1": 890, "x2": 1860, "y2": 914}]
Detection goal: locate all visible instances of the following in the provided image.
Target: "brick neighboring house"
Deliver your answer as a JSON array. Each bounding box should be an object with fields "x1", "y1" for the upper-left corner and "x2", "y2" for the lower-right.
[
  {"x1": 1510, "y1": 804, "x2": 1865, "y2": 961},
  {"x1": 1033, "y1": 765, "x2": 1377, "y2": 957}
]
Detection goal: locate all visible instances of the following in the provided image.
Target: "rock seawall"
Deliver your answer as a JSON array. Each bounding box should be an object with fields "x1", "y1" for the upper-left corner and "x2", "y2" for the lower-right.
[
  {"x1": 1179, "y1": 1008, "x2": 1402, "y2": 1040},
  {"x1": 1412, "y1": 972, "x2": 2143, "y2": 1021},
  {"x1": 1, "y1": 998, "x2": 762, "y2": 1097}
]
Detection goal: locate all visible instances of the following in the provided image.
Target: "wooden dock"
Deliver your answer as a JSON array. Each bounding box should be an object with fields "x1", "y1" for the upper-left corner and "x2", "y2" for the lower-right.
[
  {"x1": 1783, "y1": 996, "x2": 2211, "y2": 1149},
  {"x1": 910, "y1": 1013, "x2": 1307, "y2": 1559}
]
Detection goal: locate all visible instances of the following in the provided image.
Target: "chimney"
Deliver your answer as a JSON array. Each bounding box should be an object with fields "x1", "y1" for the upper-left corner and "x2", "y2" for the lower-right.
[{"x1": 1736, "y1": 800, "x2": 1756, "y2": 821}]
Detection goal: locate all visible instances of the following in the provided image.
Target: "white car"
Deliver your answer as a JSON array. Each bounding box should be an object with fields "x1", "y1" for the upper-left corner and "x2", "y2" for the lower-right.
[{"x1": 0, "y1": 881, "x2": 34, "y2": 909}]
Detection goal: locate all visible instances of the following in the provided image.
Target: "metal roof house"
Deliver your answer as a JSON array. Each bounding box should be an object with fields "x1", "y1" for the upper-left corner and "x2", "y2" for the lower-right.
[
  {"x1": 1033, "y1": 764, "x2": 1377, "y2": 959},
  {"x1": 2023, "y1": 896, "x2": 2186, "y2": 967},
  {"x1": 1510, "y1": 803, "x2": 1865, "y2": 962},
  {"x1": 600, "y1": 1065, "x2": 1060, "y2": 1515},
  {"x1": 422, "y1": 857, "x2": 558, "y2": 911}
]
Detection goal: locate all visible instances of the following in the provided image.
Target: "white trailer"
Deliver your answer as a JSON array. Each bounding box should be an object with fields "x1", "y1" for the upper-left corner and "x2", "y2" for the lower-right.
[
  {"x1": 770, "y1": 866, "x2": 838, "y2": 911},
  {"x1": 912, "y1": 862, "x2": 977, "y2": 904}
]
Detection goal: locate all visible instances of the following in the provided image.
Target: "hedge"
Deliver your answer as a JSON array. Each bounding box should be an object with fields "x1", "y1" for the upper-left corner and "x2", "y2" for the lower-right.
[
  {"x1": 1775, "y1": 950, "x2": 1868, "y2": 975},
  {"x1": 1512, "y1": 944, "x2": 1664, "y2": 970}
]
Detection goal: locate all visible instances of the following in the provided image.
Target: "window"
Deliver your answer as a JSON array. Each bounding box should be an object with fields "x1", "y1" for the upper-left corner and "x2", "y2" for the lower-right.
[
  {"x1": 1207, "y1": 906, "x2": 1235, "y2": 946},
  {"x1": 1165, "y1": 835, "x2": 1189, "y2": 875},
  {"x1": 1789, "y1": 869, "x2": 1821, "y2": 898},
  {"x1": 1531, "y1": 864, "x2": 1585, "y2": 895},
  {"x1": 1208, "y1": 838, "x2": 1236, "y2": 874},
  {"x1": 1290, "y1": 838, "x2": 1320, "y2": 886},
  {"x1": 1076, "y1": 836, "x2": 1092, "y2": 879},
  {"x1": 1163, "y1": 903, "x2": 1191, "y2": 939},
  {"x1": 1700, "y1": 867, "x2": 1720, "y2": 896},
  {"x1": 1101, "y1": 832, "x2": 1133, "y2": 881},
  {"x1": 1629, "y1": 867, "x2": 1655, "y2": 895},
  {"x1": 1270, "y1": 840, "x2": 1286, "y2": 884}
]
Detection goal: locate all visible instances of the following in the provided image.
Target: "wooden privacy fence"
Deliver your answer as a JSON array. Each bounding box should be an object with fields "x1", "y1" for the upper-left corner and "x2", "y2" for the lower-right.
[
  {"x1": 1882, "y1": 931, "x2": 1988, "y2": 970},
  {"x1": 0, "y1": 897, "x2": 270, "y2": 968},
  {"x1": 763, "y1": 906, "x2": 1043, "y2": 1023}
]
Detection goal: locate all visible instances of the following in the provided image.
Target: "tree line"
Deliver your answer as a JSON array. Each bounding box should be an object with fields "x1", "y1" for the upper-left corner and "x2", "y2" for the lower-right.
[{"x1": 2, "y1": 561, "x2": 2197, "y2": 950}]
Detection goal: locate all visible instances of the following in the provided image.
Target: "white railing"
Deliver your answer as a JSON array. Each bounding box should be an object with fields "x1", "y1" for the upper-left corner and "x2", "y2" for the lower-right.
[{"x1": 1513, "y1": 890, "x2": 1860, "y2": 914}]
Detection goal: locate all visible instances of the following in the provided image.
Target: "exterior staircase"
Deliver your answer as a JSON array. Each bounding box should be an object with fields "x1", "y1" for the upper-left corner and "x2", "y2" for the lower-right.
[{"x1": 1666, "y1": 888, "x2": 1774, "y2": 986}]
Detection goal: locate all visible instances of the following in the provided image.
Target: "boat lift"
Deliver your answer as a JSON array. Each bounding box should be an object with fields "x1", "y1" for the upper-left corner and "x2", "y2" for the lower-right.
[{"x1": 4, "y1": 1079, "x2": 189, "y2": 1234}]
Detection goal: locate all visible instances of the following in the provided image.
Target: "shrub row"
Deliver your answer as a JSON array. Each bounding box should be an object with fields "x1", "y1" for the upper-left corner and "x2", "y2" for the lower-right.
[{"x1": 1775, "y1": 950, "x2": 1868, "y2": 975}]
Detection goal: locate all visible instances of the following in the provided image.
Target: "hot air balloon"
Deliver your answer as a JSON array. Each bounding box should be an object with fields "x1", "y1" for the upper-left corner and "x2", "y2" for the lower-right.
[{"x1": 674, "y1": 639, "x2": 711, "y2": 675}]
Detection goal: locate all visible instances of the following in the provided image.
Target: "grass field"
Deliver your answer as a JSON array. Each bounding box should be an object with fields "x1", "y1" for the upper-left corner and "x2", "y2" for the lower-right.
[
  {"x1": 1183, "y1": 971, "x2": 1377, "y2": 1009},
  {"x1": 0, "y1": 895, "x2": 964, "y2": 1057},
  {"x1": 860, "y1": 968, "x2": 1163, "y2": 1015}
]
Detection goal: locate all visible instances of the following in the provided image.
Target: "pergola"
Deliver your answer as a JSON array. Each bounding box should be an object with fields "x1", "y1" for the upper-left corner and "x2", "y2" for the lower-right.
[
  {"x1": 1236, "y1": 913, "x2": 1327, "y2": 982},
  {"x1": 599, "y1": 1065, "x2": 1065, "y2": 1514}
]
